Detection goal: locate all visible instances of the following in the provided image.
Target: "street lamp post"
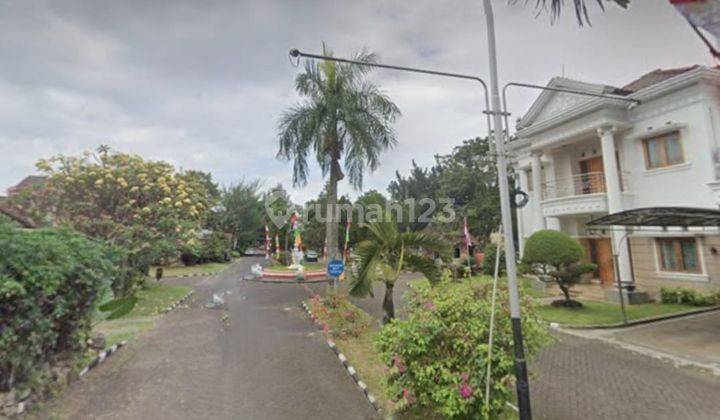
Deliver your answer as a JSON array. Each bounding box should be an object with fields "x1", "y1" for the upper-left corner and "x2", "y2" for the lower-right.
[{"x1": 480, "y1": 2, "x2": 533, "y2": 418}]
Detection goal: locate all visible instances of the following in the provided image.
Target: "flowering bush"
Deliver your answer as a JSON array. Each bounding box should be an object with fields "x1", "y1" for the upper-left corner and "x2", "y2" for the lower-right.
[
  {"x1": 307, "y1": 293, "x2": 374, "y2": 340},
  {"x1": 375, "y1": 279, "x2": 550, "y2": 418},
  {"x1": 16, "y1": 147, "x2": 219, "y2": 295}
]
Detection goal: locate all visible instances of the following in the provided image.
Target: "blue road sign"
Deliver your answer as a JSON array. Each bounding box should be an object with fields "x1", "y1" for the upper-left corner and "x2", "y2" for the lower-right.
[{"x1": 327, "y1": 259, "x2": 345, "y2": 277}]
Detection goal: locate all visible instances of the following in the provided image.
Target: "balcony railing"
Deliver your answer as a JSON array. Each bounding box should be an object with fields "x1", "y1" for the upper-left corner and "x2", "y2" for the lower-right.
[{"x1": 541, "y1": 172, "x2": 628, "y2": 200}]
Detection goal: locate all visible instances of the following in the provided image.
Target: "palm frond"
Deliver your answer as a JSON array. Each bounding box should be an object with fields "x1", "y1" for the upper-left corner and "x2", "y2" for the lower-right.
[
  {"x1": 348, "y1": 240, "x2": 382, "y2": 297},
  {"x1": 511, "y1": 0, "x2": 628, "y2": 25},
  {"x1": 404, "y1": 254, "x2": 442, "y2": 286}
]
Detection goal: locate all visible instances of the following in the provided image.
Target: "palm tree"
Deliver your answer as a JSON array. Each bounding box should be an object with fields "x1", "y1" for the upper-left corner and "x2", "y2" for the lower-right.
[
  {"x1": 520, "y1": 0, "x2": 630, "y2": 25},
  {"x1": 278, "y1": 44, "x2": 400, "y2": 261},
  {"x1": 349, "y1": 220, "x2": 448, "y2": 324}
]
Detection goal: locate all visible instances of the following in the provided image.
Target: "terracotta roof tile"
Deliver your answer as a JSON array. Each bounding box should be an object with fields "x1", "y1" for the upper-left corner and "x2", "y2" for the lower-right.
[{"x1": 622, "y1": 65, "x2": 701, "y2": 92}]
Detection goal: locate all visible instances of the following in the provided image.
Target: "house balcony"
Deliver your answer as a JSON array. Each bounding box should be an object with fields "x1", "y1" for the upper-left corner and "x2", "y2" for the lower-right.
[{"x1": 541, "y1": 172, "x2": 629, "y2": 217}]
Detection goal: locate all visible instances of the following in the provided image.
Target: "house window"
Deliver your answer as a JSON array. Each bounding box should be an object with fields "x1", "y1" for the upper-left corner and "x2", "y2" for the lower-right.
[
  {"x1": 656, "y1": 237, "x2": 700, "y2": 273},
  {"x1": 643, "y1": 131, "x2": 684, "y2": 169}
]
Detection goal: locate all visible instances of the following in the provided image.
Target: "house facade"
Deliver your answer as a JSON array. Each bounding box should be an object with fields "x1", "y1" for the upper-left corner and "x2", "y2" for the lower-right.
[{"x1": 511, "y1": 65, "x2": 720, "y2": 298}]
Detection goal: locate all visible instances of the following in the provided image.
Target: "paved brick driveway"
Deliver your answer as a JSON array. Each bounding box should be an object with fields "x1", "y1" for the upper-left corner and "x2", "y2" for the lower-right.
[
  {"x1": 531, "y1": 332, "x2": 720, "y2": 420},
  {"x1": 314, "y1": 275, "x2": 720, "y2": 419}
]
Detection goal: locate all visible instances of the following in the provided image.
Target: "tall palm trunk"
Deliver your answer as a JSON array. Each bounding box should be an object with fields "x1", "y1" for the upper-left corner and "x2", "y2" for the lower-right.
[
  {"x1": 382, "y1": 281, "x2": 395, "y2": 324},
  {"x1": 325, "y1": 167, "x2": 340, "y2": 260},
  {"x1": 325, "y1": 128, "x2": 343, "y2": 261}
]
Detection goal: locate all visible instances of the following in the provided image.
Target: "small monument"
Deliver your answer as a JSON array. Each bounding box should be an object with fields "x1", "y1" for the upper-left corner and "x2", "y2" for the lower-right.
[{"x1": 288, "y1": 211, "x2": 304, "y2": 270}]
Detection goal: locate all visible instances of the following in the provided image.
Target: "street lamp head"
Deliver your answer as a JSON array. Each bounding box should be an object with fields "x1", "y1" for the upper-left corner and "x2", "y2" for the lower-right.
[{"x1": 289, "y1": 48, "x2": 300, "y2": 58}]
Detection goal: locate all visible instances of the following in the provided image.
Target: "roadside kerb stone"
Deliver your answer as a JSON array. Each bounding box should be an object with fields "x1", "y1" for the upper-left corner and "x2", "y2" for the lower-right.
[{"x1": 300, "y1": 300, "x2": 381, "y2": 413}]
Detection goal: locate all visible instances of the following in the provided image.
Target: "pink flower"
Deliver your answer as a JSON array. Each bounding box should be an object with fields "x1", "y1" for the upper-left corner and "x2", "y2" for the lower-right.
[
  {"x1": 459, "y1": 384, "x2": 473, "y2": 399},
  {"x1": 392, "y1": 355, "x2": 407, "y2": 373},
  {"x1": 423, "y1": 300, "x2": 436, "y2": 311},
  {"x1": 402, "y1": 388, "x2": 416, "y2": 405}
]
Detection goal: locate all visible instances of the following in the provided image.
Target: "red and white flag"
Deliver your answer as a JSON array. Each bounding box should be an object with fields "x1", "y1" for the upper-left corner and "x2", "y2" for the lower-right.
[
  {"x1": 264, "y1": 224, "x2": 270, "y2": 260},
  {"x1": 463, "y1": 216, "x2": 472, "y2": 248}
]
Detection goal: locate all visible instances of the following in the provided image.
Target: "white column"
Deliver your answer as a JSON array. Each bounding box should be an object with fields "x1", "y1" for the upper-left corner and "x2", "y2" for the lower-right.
[
  {"x1": 530, "y1": 152, "x2": 545, "y2": 233},
  {"x1": 516, "y1": 169, "x2": 529, "y2": 257},
  {"x1": 598, "y1": 126, "x2": 633, "y2": 284}
]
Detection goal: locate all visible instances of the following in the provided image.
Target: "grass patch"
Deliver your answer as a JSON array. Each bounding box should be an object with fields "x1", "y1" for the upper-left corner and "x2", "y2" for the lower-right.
[
  {"x1": 93, "y1": 282, "x2": 192, "y2": 346},
  {"x1": 154, "y1": 261, "x2": 231, "y2": 278},
  {"x1": 536, "y1": 300, "x2": 699, "y2": 325},
  {"x1": 268, "y1": 262, "x2": 326, "y2": 272}
]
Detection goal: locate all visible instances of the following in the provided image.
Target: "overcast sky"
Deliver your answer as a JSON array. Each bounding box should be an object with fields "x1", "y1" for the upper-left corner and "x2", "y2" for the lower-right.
[{"x1": 0, "y1": 0, "x2": 714, "y2": 203}]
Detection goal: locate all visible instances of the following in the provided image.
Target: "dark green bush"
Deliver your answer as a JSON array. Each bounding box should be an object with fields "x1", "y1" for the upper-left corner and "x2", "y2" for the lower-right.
[
  {"x1": 481, "y1": 243, "x2": 506, "y2": 275},
  {"x1": 0, "y1": 223, "x2": 114, "y2": 392},
  {"x1": 199, "y1": 231, "x2": 231, "y2": 263},
  {"x1": 660, "y1": 287, "x2": 718, "y2": 306},
  {"x1": 181, "y1": 231, "x2": 231, "y2": 266}
]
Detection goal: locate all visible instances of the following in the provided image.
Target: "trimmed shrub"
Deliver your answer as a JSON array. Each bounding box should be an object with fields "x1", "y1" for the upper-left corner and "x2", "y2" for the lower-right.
[
  {"x1": 0, "y1": 223, "x2": 114, "y2": 392},
  {"x1": 523, "y1": 230, "x2": 595, "y2": 306},
  {"x1": 481, "y1": 243, "x2": 506, "y2": 276},
  {"x1": 376, "y1": 279, "x2": 550, "y2": 418},
  {"x1": 660, "y1": 287, "x2": 719, "y2": 306}
]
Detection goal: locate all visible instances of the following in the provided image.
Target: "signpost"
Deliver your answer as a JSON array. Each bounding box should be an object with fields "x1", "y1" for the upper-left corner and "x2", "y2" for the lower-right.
[{"x1": 327, "y1": 259, "x2": 344, "y2": 291}]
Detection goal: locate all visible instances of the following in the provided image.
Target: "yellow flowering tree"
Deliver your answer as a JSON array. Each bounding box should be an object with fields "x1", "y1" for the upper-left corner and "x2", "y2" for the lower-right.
[{"x1": 25, "y1": 146, "x2": 218, "y2": 295}]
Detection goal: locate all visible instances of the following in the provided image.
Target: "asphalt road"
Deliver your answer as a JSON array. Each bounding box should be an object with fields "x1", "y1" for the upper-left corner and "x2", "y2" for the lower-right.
[{"x1": 33, "y1": 258, "x2": 378, "y2": 420}]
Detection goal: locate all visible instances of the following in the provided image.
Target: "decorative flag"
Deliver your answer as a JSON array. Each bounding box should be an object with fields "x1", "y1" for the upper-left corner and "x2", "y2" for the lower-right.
[
  {"x1": 463, "y1": 216, "x2": 472, "y2": 248},
  {"x1": 264, "y1": 224, "x2": 270, "y2": 260},
  {"x1": 671, "y1": 0, "x2": 720, "y2": 57},
  {"x1": 463, "y1": 216, "x2": 473, "y2": 274},
  {"x1": 323, "y1": 237, "x2": 327, "y2": 260},
  {"x1": 275, "y1": 233, "x2": 280, "y2": 254}
]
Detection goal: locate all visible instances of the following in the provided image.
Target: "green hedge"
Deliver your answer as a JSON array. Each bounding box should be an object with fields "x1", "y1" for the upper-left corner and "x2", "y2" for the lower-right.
[
  {"x1": 0, "y1": 223, "x2": 114, "y2": 392},
  {"x1": 660, "y1": 287, "x2": 720, "y2": 307}
]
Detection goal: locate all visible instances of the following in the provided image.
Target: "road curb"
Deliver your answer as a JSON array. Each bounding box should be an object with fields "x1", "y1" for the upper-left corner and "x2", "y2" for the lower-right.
[
  {"x1": 160, "y1": 290, "x2": 195, "y2": 314},
  {"x1": 4, "y1": 341, "x2": 128, "y2": 417},
  {"x1": 300, "y1": 301, "x2": 381, "y2": 413}
]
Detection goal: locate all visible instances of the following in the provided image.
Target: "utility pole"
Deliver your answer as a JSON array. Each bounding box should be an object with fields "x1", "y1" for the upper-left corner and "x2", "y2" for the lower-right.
[{"x1": 481, "y1": 1, "x2": 532, "y2": 418}]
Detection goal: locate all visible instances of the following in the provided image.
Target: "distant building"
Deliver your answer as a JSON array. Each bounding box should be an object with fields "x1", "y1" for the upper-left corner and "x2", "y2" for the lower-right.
[
  {"x1": 511, "y1": 65, "x2": 720, "y2": 298},
  {"x1": 0, "y1": 175, "x2": 47, "y2": 228}
]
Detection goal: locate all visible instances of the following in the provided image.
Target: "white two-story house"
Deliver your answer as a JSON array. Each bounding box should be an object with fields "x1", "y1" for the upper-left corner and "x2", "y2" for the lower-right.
[{"x1": 511, "y1": 65, "x2": 720, "y2": 299}]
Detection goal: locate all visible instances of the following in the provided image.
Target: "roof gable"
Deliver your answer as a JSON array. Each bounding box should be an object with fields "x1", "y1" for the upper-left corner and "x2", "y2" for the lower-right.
[{"x1": 518, "y1": 78, "x2": 611, "y2": 129}]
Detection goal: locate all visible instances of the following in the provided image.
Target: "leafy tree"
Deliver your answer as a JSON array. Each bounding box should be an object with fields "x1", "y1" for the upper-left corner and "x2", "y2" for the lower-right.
[
  {"x1": 522, "y1": 230, "x2": 596, "y2": 307},
  {"x1": 388, "y1": 160, "x2": 440, "y2": 232},
  {"x1": 263, "y1": 183, "x2": 295, "y2": 252},
  {"x1": 349, "y1": 218, "x2": 448, "y2": 323},
  {"x1": 278, "y1": 44, "x2": 400, "y2": 261},
  {"x1": 212, "y1": 180, "x2": 264, "y2": 253},
  {"x1": 22, "y1": 147, "x2": 215, "y2": 295},
  {"x1": 435, "y1": 137, "x2": 505, "y2": 245},
  {"x1": 351, "y1": 189, "x2": 388, "y2": 243},
  {"x1": 302, "y1": 190, "x2": 352, "y2": 253}
]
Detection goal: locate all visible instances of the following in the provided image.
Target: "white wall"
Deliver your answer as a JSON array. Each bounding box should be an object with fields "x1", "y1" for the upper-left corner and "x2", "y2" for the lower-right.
[{"x1": 620, "y1": 86, "x2": 718, "y2": 209}]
